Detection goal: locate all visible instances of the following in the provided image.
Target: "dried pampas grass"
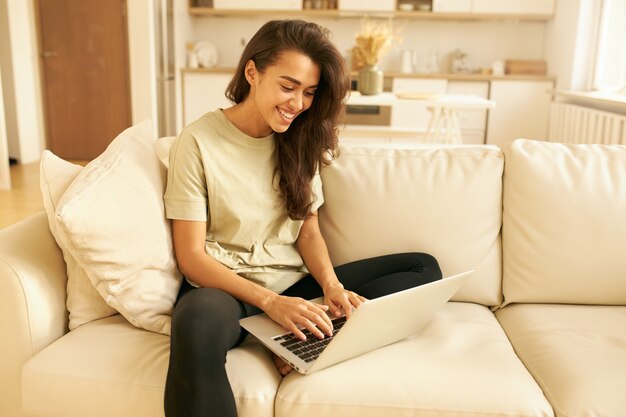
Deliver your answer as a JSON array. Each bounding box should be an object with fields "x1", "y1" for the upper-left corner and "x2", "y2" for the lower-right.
[{"x1": 352, "y1": 19, "x2": 400, "y2": 68}]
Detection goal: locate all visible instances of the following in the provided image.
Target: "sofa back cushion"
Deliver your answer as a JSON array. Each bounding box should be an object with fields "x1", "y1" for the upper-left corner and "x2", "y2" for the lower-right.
[
  {"x1": 502, "y1": 139, "x2": 626, "y2": 305},
  {"x1": 319, "y1": 145, "x2": 504, "y2": 307}
]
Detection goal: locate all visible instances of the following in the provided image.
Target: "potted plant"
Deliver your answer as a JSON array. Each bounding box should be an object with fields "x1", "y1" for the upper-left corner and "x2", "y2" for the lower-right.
[{"x1": 352, "y1": 19, "x2": 398, "y2": 95}]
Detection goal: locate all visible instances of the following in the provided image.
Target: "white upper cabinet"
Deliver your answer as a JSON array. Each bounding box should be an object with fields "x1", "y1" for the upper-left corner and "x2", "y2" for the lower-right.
[
  {"x1": 213, "y1": 0, "x2": 302, "y2": 10},
  {"x1": 191, "y1": 0, "x2": 555, "y2": 19},
  {"x1": 433, "y1": 0, "x2": 555, "y2": 15},
  {"x1": 432, "y1": 0, "x2": 473, "y2": 13},
  {"x1": 338, "y1": 0, "x2": 395, "y2": 12},
  {"x1": 472, "y1": 0, "x2": 555, "y2": 15}
]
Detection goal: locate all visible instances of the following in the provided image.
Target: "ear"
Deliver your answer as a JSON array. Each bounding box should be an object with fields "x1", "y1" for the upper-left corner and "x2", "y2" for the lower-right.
[{"x1": 244, "y1": 59, "x2": 257, "y2": 86}]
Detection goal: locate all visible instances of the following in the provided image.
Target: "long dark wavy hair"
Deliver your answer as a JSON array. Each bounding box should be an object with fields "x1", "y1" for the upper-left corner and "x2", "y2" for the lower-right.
[{"x1": 226, "y1": 20, "x2": 350, "y2": 220}]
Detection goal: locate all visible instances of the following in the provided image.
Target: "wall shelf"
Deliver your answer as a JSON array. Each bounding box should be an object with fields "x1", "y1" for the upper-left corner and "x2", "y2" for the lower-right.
[{"x1": 188, "y1": 7, "x2": 553, "y2": 21}]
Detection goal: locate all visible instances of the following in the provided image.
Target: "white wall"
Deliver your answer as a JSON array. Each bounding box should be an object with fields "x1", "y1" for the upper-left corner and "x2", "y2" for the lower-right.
[
  {"x1": 0, "y1": 0, "x2": 18, "y2": 162},
  {"x1": 127, "y1": 0, "x2": 159, "y2": 131},
  {"x1": 0, "y1": 2, "x2": 595, "y2": 161},
  {"x1": 0, "y1": 0, "x2": 45, "y2": 164},
  {"x1": 192, "y1": 16, "x2": 547, "y2": 74},
  {"x1": 0, "y1": 66, "x2": 10, "y2": 190}
]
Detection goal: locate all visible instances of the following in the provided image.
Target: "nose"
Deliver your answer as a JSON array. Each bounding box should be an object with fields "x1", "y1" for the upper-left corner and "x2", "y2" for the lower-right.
[{"x1": 289, "y1": 91, "x2": 303, "y2": 112}]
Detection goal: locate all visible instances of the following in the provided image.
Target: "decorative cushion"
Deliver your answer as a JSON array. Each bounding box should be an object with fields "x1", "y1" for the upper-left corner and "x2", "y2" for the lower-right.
[
  {"x1": 40, "y1": 151, "x2": 117, "y2": 330},
  {"x1": 54, "y1": 121, "x2": 182, "y2": 335},
  {"x1": 156, "y1": 136, "x2": 176, "y2": 168},
  {"x1": 502, "y1": 139, "x2": 626, "y2": 305},
  {"x1": 319, "y1": 145, "x2": 504, "y2": 307}
]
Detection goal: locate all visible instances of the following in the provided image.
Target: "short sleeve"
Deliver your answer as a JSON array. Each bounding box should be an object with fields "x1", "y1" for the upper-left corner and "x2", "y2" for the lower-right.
[
  {"x1": 163, "y1": 131, "x2": 208, "y2": 221},
  {"x1": 310, "y1": 171, "x2": 324, "y2": 213}
]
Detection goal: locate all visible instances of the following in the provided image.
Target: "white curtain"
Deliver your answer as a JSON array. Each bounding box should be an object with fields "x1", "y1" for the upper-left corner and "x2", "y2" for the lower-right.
[{"x1": 593, "y1": 0, "x2": 626, "y2": 92}]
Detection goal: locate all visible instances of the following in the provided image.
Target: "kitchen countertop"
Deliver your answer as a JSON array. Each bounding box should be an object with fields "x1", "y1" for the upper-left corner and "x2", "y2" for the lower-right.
[{"x1": 181, "y1": 67, "x2": 556, "y2": 82}]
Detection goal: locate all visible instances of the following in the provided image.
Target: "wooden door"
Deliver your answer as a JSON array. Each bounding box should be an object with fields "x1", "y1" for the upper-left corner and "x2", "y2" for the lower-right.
[{"x1": 36, "y1": 0, "x2": 131, "y2": 160}]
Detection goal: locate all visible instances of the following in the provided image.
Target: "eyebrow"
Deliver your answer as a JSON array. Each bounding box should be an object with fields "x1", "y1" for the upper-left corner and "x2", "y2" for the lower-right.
[{"x1": 279, "y1": 75, "x2": 318, "y2": 88}]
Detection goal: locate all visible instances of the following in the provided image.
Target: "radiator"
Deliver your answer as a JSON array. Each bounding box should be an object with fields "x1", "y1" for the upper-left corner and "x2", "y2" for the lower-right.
[{"x1": 549, "y1": 102, "x2": 626, "y2": 145}]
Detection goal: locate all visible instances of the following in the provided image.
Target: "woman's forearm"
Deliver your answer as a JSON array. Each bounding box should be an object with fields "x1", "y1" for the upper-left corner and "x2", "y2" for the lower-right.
[
  {"x1": 178, "y1": 249, "x2": 279, "y2": 310},
  {"x1": 296, "y1": 215, "x2": 343, "y2": 292}
]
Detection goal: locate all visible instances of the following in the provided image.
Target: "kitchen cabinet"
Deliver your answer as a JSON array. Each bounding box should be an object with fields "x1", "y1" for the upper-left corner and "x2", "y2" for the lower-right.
[
  {"x1": 485, "y1": 80, "x2": 553, "y2": 148},
  {"x1": 189, "y1": 1, "x2": 554, "y2": 20},
  {"x1": 181, "y1": 70, "x2": 553, "y2": 148},
  {"x1": 339, "y1": 0, "x2": 395, "y2": 12},
  {"x1": 212, "y1": 0, "x2": 301, "y2": 10},
  {"x1": 447, "y1": 80, "x2": 489, "y2": 144},
  {"x1": 432, "y1": 0, "x2": 473, "y2": 13},
  {"x1": 472, "y1": 0, "x2": 555, "y2": 15},
  {"x1": 182, "y1": 70, "x2": 232, "y2": 125}
]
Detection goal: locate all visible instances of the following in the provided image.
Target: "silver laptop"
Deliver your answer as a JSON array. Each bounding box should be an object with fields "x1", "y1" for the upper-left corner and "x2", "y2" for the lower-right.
[{"x1": 240, "y1": 270, "x2": 473, "y2": 375}]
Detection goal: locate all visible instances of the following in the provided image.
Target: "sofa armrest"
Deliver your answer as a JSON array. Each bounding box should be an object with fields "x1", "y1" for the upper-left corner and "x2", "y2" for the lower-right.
[{"x1": 0, "y1": 212, "x2": 69, "y2": 417}]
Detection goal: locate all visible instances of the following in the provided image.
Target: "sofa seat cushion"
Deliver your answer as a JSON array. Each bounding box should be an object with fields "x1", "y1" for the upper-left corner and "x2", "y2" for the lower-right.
[
  {"x1": 276, "y1": 302, "x2": 553, "y2": 417},
  {"x1": 496, "y1": 304, "x2": 626, "y2": 417},
  {"x1": 22, "y1": 315, "x2": 281, "y2": 417}
]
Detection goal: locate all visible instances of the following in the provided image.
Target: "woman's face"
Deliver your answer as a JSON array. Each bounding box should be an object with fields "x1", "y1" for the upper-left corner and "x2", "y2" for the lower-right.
[{"x1": 246, "y1": 50, "x2": 321, "y2": 135}]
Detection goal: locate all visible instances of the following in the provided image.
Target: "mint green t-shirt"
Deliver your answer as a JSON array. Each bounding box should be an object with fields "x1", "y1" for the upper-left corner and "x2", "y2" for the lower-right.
[{"x1": 164, "y1": 110, "x2": 324, "y2": 293}]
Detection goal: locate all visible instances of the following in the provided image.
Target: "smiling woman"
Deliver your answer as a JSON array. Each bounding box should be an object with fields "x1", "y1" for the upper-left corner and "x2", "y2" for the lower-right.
[
  {"x1": 162, "y1": 19, "x2": 442, "y2": 417},
  {"x1": 224, "y1": 19, "x2": 350, "y2": 220},
  {"x1": 227, "y1": 51, "x2": 320, "y2": 137}
]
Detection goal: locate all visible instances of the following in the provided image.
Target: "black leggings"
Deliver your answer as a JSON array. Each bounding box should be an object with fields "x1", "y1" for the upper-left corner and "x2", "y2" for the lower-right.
[{"x1": 164, "y1": 252, "x2": 441, "y2": 417}]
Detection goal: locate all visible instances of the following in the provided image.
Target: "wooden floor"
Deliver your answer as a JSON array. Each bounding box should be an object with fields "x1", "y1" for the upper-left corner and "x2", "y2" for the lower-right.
[{"x1": 0, "y1": 161, "x2": 44, "y2": 229}]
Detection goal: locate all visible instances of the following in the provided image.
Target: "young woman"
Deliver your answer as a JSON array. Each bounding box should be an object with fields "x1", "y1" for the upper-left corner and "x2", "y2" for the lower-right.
[{"x1": 163, "y1": 19, "x2": 442, "y2": 417}]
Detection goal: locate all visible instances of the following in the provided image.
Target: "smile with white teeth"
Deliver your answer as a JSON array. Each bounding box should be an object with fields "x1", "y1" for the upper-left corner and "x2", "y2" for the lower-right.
[{"x1": 277, "y1": 107, "x2": 296, "y2": 120}]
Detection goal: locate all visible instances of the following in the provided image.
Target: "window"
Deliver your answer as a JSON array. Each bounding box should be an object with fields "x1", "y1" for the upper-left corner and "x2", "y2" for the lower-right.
[{"x1": 594, "y1": 0, "x2": 626, "y2": 92}]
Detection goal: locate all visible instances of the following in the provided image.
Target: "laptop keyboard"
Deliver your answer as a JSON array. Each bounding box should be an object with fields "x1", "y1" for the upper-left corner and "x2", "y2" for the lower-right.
[{"x1": 272, "y1": 316, "x2": 347, "y2": 363}]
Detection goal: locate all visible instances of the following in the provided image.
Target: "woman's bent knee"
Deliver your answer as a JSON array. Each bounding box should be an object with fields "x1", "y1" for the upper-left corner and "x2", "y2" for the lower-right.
[{"x1": 171, "y1": 288, "x2": 244, "y2": 353}]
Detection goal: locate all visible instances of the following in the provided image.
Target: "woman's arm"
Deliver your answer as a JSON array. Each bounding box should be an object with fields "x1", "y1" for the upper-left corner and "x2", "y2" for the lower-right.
[
  {"x1": 172, "y1": 219, "x2": 332, "y2": 340},
  {"x1": 296, "y1": 213, "x2": 365, "y2": 319}
]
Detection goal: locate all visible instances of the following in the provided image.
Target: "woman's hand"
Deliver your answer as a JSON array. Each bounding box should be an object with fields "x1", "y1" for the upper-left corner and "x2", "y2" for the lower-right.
[
  {"x1": 264, "y1": 295, "x2": 334, "y2": 341},
  {"x1": 323, "y1": 282, "x2": 366, "y2": 320}
]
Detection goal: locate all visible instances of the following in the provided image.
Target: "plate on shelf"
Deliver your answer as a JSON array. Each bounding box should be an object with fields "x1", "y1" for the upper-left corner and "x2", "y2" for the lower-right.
[{"x1": 194, "y1": 41, "x2": 218, "y2": 68}]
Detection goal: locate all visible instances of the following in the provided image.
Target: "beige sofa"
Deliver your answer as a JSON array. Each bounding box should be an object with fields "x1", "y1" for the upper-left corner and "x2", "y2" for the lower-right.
[{"x1": 1, "y1": 138, "x2": 625, "y2": 417}]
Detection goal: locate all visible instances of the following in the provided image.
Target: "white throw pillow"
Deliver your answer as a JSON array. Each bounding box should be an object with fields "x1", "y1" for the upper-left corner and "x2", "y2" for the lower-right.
[
  {"x1": 40, "y1": 151, "x2": 117, "y2": 330},
  {"x1": 156, "y1": 136, "x2": 176, "y2": 168},
  {"x1": 54, "y1": 121, "x2": 182, "y2": 335}
]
